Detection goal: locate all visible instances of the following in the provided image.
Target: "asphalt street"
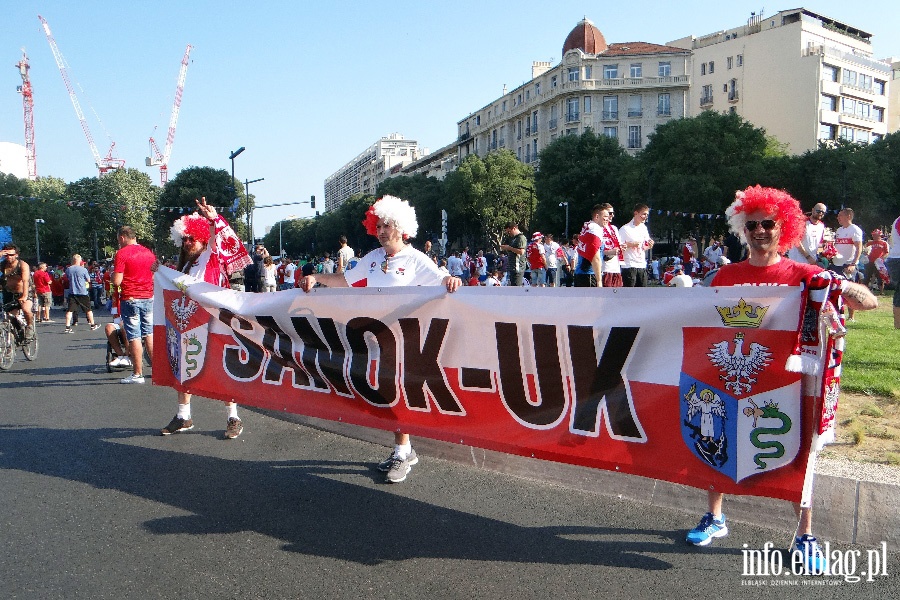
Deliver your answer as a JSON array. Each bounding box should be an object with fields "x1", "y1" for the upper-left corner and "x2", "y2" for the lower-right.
[{"x1": 1, "y1": 311, "x2": 898, "y2": 600}]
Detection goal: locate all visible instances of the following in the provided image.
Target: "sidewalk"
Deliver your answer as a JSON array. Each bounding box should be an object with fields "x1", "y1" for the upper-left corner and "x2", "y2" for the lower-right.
[{"x1": 264, "y1": 410, "x2": 900, "y2": 547}]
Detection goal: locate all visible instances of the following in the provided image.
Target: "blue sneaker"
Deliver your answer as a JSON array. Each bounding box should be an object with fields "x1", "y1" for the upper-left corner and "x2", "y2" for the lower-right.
[
  {"x1": 686, "y1": 512, "x2": 728, "y2": 546},
  {"x1": 794, "y1": 534, "x2": 826, "y2": 574}
]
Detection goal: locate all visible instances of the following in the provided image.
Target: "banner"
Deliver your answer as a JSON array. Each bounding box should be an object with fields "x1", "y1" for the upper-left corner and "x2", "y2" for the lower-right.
[{"x1": 153, "y1": 266, "x2": 821, "y2": 502}]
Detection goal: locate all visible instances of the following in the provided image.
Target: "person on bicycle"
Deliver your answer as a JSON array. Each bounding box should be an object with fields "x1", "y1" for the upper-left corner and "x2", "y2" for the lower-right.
[{"x1": 1, "y1": 244, "x2": 35, "y2": 341}]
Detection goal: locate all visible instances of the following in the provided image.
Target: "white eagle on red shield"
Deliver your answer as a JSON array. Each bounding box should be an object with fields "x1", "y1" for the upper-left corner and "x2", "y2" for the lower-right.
[{"x1": 163, "y1": 286, "x2": 210, "y2": 384}]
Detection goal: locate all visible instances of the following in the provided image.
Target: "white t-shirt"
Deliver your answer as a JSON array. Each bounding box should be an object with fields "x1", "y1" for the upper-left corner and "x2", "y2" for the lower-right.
[
  {"x1": 447, "y1": 255, "x2": 464, "y2": 276},
  {"x1": 702, "y1": 244, "x2": 723, "y2": 265},
  {"x1": 832, "y1": 224, "x2": 863, "y2": 267},
  {"x1": 543, "y1": 242, "x2": 560, "y2": 269},
  {"x1": 669, "y1": 273, "x2": 693, "y2": 287},
  {"x1": 888, "y1": 217, "x2": 900, "y2": 259},
  {"x1": 344, "y1": 245, "x2": 447, "y2": 288},
  {"x1": 338, "y1": 245, "x2": 355, "y2": 271},
  {"x1": 618, "y1": 220, "x2": 651, "y2": 268},
  {"x1": 284, "y1": 262, "x2": 297, "y2": 284},
  {"x1": 787, "y1": 219, "x2": 826, "y2": 263},
  {"x1": 482, "y1": 275, "x2": 501, "y2": 287}
]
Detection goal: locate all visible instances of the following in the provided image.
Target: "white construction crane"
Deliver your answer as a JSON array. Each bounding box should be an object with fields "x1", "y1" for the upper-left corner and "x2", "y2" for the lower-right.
[
  {"x1": 147, "y1": 44, "x2": 193, "y2": 185},
  {"x1": 38, "y1": 14, "x2": 124, "y2": 175}
]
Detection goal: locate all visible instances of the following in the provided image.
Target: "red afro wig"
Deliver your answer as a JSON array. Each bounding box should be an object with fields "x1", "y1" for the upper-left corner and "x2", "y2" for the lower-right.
[
  {"x1": 170, "y1": 213, "x2": 212, "y2": 247},
  {"x1": 362, "y1": 205, "x2": 379, "y2": 237},
  {"x1": 725, "y1": 185, "x2": 805, "y2": 254}
]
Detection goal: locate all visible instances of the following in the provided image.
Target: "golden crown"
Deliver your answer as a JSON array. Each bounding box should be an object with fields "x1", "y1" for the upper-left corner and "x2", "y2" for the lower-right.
[{"x1": 716, "y1": 298, "x2": 768, "y2": 328}]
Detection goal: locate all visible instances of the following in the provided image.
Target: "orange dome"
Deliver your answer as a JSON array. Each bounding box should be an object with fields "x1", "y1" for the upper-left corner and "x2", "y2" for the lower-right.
[{"x1": 562, "y1": 18, "x2": 607, "y2": 55}]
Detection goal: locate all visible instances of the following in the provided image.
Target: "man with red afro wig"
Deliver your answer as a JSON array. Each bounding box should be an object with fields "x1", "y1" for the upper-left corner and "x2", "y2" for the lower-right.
[
  {"x1": 685, "y1": 185, "x2": 877, "y2": 573},
  {"x1": 161, "y1": 197, "x2": 252, "y2": 439}
]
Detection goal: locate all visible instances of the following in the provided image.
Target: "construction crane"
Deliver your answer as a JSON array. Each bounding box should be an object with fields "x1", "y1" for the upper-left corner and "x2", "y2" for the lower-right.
[
  {"x1": 147, "y1": 44, "x2": 193, "y2": 185},
  {"x1": 14, "y1": 49, "x2": 37, "y2": 180},
  {"x1": 38, "y1": 14, "x2": 125, "y2": 175}
]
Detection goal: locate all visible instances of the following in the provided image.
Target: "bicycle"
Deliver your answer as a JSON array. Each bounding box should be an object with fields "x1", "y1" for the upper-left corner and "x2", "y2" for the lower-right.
[{"x1": 0, "y1": 300, "x2": 38, "y2": 370}]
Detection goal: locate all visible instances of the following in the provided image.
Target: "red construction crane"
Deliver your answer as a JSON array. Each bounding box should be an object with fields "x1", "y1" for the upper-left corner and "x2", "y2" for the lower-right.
[
  {"x1": 14, "y1": 49, "x2": 37, "y2": 180},
  {"x1": 147, "y1": 44, "x2": 193, "y2": 185},
  {"x1": 38, "y1": 14, "x2": 125, "y2": 175}
]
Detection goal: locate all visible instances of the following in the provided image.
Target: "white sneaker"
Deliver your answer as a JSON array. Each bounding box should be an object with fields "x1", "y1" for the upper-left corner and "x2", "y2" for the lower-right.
[
  {"x1": 120, "y1": 374, "x2": 145, "y2": 384},
  {"x1": 109, "y1": 356, "x2": 132, "y2": 367}
]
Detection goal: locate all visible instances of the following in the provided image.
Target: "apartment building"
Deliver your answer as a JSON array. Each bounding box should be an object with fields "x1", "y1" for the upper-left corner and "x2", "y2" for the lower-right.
[
  {"x1": 323, "y1": 133, "x2": 424, "y2": 212},
  {"x1": 456, "y1": 18, "x2": 692, "y2": 166},
  {"x1": 669, "y1": 8, "x2": 891, "y2": 153}
]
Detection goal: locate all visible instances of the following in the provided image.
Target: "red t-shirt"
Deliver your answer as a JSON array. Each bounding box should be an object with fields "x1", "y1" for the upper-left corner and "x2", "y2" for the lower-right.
[
  {"x1": 114, "y1": 243, "x2": 156, "y2": 299},
  {"x1": 867, "y1": 240, "x2": 889, "y2": 262},
  {"x1": 33, "y1": 269, "x2": 52, "y2": 294},
  {"x1": 711, "y1": 258, "x2": 822, "y2": 287},
  {"x1": 526, "y1": 242, "x2": 545, "y2": 270}
]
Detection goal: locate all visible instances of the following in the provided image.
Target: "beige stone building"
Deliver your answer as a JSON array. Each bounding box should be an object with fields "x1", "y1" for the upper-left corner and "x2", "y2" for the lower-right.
[
  {"x1": 669, "y1": 8, "x2": 891, "y2": 153},
  {"x1": 324, "y1": 133, "x2": 425, "y2": 212},
  {"x1": 456, "y1": 19, "x2": 692, "y2": 166}
]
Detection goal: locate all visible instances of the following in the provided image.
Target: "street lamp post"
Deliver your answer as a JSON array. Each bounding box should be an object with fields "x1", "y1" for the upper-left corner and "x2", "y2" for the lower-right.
[
  {"x1": 228, "y1": 146, "x2": 245, "y2": 242},
  {"x1": 34, "y1": 219, "x2": 45, "y2": 263},
  {"x1": 558, "y1": 202, "x2": 569, "y2": 240},
  {"x1": 244, "y1": 178, "x2": 264, "y2": 243}
]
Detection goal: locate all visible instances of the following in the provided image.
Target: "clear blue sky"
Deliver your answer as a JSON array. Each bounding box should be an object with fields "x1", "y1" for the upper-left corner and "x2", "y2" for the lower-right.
[{"x1": 3, "y1": 1, "x2": 899, "y2": 238}]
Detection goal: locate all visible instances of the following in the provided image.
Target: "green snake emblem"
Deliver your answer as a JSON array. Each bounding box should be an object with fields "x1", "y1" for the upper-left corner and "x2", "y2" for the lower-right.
[
  {"x1": 743, "y1": 399, "x2": 792, "y2": 469},
  {"x1": 184, "y1": 335, "x2": 203, "y2": 378}
]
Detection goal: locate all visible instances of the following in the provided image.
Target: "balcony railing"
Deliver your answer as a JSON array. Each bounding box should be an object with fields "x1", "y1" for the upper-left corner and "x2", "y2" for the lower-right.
[
  {"x1": 627, "y1": 109, "x2": 643, "y2": 118},
  {"x1": 601, "y1": 110, "x2": 618, "y2": 121},
  {"x1": 566, "y1": 112, "x2": 580, "y2": 123},
  {"x1": 657, "y1": 108, "x2": 672, "y2": 117},
  {"x1": 548, "y1": 118, "x2": 558, "y2": 130},
  {"x1": 728, "y1": 90, "x2": 740, "y2": 102},
  {"x1": 700, "y1": 95, "x2": 714, "y2": 106}
]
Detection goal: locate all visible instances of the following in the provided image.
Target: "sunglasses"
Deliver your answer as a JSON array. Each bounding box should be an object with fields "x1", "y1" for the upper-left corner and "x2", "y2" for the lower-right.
[
  {"x1": 813, "y1": 209, "x2": 825, "y2": 214},
  {"x1": 182, "y1": 236, "x2": 196, "y2": 244},
  {"x1": 745, "y1": 220, "x2": 778, "y2": 231}
]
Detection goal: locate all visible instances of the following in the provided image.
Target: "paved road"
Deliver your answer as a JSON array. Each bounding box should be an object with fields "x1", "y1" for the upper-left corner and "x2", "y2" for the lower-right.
[{"x1": 2, "y1": 312, "x2": 898, "y2": 599}]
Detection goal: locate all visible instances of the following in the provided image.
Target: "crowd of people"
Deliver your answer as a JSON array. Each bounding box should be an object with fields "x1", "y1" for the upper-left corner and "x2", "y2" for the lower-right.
[{"x1": 3, "y1": 187, "x2": 899, "y2": 575}]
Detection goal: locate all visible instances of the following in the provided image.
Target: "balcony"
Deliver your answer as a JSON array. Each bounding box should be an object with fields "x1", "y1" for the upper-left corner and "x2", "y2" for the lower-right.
[
  {"x1": 627, "y1": 109, "x2": 643, "y2": 118},
  {"x1": 699, "y1": 95, "x2": 714, "y2": 106},
  {"x1": 728, "y1": 90, "x2": 740, "y2": 102},
  {"x1": 601, "y1": 110, "x2": 619, "y2": 121},
  {"x1": 627, "y1": 138, "x2": 642, "y2": 149},
  {"x1": 565, "y1": 112, "x2": 580, "y2": 123},
  {"x1": 657, "y1": 108, "x2": 672, "y2": 117}
]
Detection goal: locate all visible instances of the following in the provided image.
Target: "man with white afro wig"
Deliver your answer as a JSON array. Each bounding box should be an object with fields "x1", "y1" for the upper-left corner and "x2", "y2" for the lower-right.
[{"x1": 299, "y1": 195, "x2": 461, "y2": 483}]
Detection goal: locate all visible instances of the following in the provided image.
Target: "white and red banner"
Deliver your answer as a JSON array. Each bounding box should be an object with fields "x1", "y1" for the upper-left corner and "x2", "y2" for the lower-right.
[{"x1": 153, "y1": 266, "x2": 822, "y2": 502}]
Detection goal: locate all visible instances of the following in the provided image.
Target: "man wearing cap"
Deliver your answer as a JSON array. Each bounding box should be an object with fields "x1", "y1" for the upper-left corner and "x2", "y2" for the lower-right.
[
  {"x1": 499, "y1": 222, "x2": 528, "y2": 286},
  {"x1": 684, "y1": 185, "x2": 877, "y2": 573},
  {"x1": 526, "y1": 232, "x2": 547, "y2": 286},
  {"x1": 299, "y1": 196, "x2": 461, "y2": 483},
  {"x1": 787, "y1": 202, "x2": 827, "y2": 265}
]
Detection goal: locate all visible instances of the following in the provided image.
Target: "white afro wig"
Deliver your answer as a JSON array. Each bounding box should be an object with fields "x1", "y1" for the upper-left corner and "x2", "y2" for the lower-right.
[{"x1": 364, "y1": 195, "x2": 419, "y2": 239}]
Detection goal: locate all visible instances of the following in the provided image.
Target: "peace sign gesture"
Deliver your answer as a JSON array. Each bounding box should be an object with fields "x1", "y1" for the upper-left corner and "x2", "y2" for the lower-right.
[{"x1": 195, "y1": 196, "x2": 218, "y2": 221}]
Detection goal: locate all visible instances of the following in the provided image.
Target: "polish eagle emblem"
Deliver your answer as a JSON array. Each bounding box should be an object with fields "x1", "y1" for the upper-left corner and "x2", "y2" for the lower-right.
[{"x1": 707, "y1": 332, "x2": 772, "y2": 396}]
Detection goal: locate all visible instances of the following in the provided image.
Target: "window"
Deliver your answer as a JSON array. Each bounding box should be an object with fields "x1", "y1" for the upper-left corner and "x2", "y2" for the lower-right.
[
  {"x1": 525, "y1": 144, "x2": 531, "y2": 163},
  {"x1": 840, "y1": 126, "x2": 855, "y2": 142},
  {"x1": 628, "y1": 125, "x2": 642, "y2": 149},
  {"x1": 841, "y1": 97, "x2": 856, "y2": 115},
  {"x1": 535, "y1": 82, "x2": 541, "y2": 96},
  {"x1": 475, "y1": 115, "x2": 481, "y2": 126},
  {"x1": 875, "y1": 79, "x2": 886, "y2": 95},
  {"x1": 708, "y1": 61, "x2": 715, "y2": 74},
  {"x1": 532, "y1": 139, "x2": 538, "y2": 158},
  {"x1": 736, "y1": 54, "x2": 743, "y2": 67},
  {"x1": 630, "y1": 63, "x2": 642, "y2": 78},
  {"x1": 568, "y1": 67, "x2": 579, "y2": 82},
  {"x1": 566, "y1": 97, "x2": 580, "y2": 122},
  {"x1": 657, "y1": 93, "x2": 671, "y2": 116},
  {"x1": 584, "y1": 65, "x2": 592, "y2": 80},
  {"x1": 820, "y1": 95, "x2": 837, "y2": 111},
  {"x1": 583, "y1": 96, "x2": 592, "y2": 114},
  {"x1": 842, "y1": 69, "x2": 857, "y2": 86},
  {"x1": 604, "y1": 64, "x2": 618, "y2": 79},
  {"x1": 857, "y1": 102, "x2": 871, "y2": 119},
  {"x1": 565, "y1": 128, "x2": 578, "y2": 136},
  {"x1": 727, "y1": 56, "x2": 733, "y2": 69},
  {"x1": 658, "y1": 61, "x2": 671, "y2": 77},
  {"x1": 857, "y1": 129, "x2": 870, "y2": 144},
  {"x1": 874, "y1": 106, "x2": 885, "y2": 122},
  {"x1": 701, "y1": 63, "x2": 706, "y2": 76},
  {"x1": 859, "y1": 74, "x2": 873, "y2": 90},
  {"x1": 502, "y1": 100, "x2": 507, "y2": 112},
  {"x1": 532, "y1": 111, "x2": 538, "y2": 134},
  {"x1": 627, "y1": 94, "x2": 642, "y2": 117},
  {"x1": 819, "y1": 124, "x2": 836, "y2": 140},
  {"x1": 549, "y1": 105, "x2": 558, "y2": 130},
  {"x1": 603, "y1": 96, "x2": 618, "y2": 119},
  {"x1": 603, "y1": 126, "x2": 618, "y2": 139},
  {"x1": 517, "y1": 147, "x2": 522, "y2": 160},
  {"x1": 728, "y1": 79, "x2": 739, "y2": 101},
  {"x1": 700, "y1": 84, "x2": 713, "y2": 105},
  {"x1": 822, "y1": 64, "x2": 838, "y2": 82},
  {"x1": 516, "y1": 120, "x2": 522, "y2": 140},
  {"x1": 551, "y1": 75, "x2": 558, "y2": 89},
  {"x1": 526, "y1": 90, "x2": 531, "y2": 101}
]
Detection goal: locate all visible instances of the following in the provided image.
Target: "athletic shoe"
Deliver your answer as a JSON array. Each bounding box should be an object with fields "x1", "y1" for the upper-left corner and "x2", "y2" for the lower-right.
[
  {"x1": 686, "y1": 512, "x2": 728, "y2": 546},
  {"x1": 161, "y1": 416, "x2": 194, "y2": 435},
  {"x1": 109, "y1": 356, "x2": 132, "y2": 368},
  {"x1": 224, "y1": 417, "x2": 243, "y2": 439},
  {"x1": 384, "y1": 451, "x2": 419, "y2": 483},
  {"x1": 120, "y1": 373, "x2": 145, "y2": 384},
  {"x1": 377, "y1": 448, "x2": 418, "y2": 472},
  {"x1": 43, "y1": 319, "x2": 55, "y2": 323},
  {"x1": 90, "y1": 323, "x2": 101, "y2": 331},
  {"x1": 794, "y1": 534, "x2": 826, "y2": 574},
  {"x1": 64, "y1": 327, "x2": 73, "y2": 334}
]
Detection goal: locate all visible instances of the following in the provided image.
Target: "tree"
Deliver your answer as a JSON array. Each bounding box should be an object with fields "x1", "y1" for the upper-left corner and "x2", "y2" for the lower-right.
[
  {"x1": 444, "y1": 150, "x2": 534, "y2": 250},
  {"x1": 157, "y1": 167, "x2": 245, "y2": 258},
  {"x1": 535, "y1": 130, "x2": 632, "y2": 238}
]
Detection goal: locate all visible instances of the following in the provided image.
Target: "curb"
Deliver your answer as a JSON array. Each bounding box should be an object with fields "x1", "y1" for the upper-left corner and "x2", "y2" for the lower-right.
[{"x1": 259, "y1": 409, "x2": 900, "y2": 547}]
